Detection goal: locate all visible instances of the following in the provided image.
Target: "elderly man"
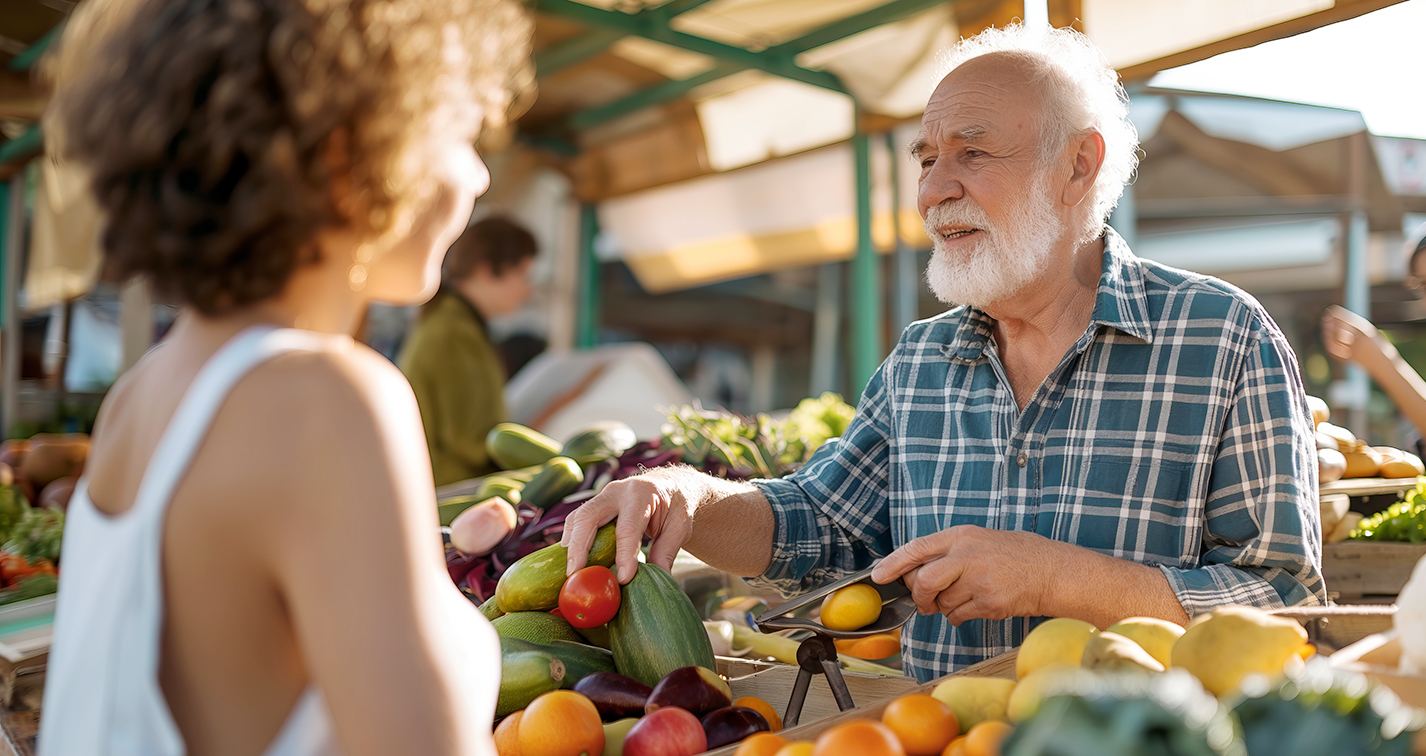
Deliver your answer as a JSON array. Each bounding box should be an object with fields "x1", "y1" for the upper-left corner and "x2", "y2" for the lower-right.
[{"x1": 562, "y1": 25, "x2": 1324, "y2": 681}]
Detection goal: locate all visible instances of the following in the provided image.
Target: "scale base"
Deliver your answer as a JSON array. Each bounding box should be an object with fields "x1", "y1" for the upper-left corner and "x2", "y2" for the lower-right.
[{"x1": 781, "y1": 633, "x2": 857, "y2": 728}]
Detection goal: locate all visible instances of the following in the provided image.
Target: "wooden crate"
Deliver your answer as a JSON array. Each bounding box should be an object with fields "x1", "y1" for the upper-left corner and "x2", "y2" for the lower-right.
[
  {"x1": 1270, "y1": 605, "x2": 1397, "y2": 652},
  {"x1": 1322, "y1": 542, "x2": 1426, "y2": 599},
  {"x1": 706, "y1": 650, "x2": 1016, "y2": 755}
]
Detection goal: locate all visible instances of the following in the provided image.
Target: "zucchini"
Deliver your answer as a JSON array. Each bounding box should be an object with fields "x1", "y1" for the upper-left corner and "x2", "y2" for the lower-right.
[
  {"x1": 495, "y1": 525, "x2": 618, "y2": 613},
  {"x1": 497, "y1": 649, "x2": 565, "y2": 716},
  {"x1": 503, "y1": 637, "x2": 616, "y2": 688},
  {"x1": 476, "y1": 477, "x2": 524, "y2": 504},
  {"x1": 487, "y1": 423, "x2": 562, "y2": 470},
  {"x1": 607, "y1": 564, "x2": 717, "y2": 687},
  {"x1": 520, "y1": 457, "x2": 585, "y2": 509},
  {"x1": 563, "y1": 422, "x2": 638, "y2": 466}
]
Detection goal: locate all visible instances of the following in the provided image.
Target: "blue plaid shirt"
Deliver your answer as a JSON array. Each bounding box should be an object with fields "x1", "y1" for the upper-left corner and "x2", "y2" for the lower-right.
[{"x1": 750, "y1": 229, "x2": 1325, "y2": 682}]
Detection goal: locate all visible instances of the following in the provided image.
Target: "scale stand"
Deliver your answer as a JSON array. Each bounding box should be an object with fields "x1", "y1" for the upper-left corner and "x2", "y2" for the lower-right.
[{"x1": 782, "y1": 633, "x2": 856, "y2": 728}]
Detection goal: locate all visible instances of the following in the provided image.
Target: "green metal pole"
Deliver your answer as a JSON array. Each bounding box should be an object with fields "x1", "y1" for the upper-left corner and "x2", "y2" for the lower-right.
[
  {"x1": 850, "y1": 129, "x2": 881, "y2": 400},
  {"x1": 0, "y1": 181, "x2": 7, "y2": 317},
  {"x1": 576, "y1": 203, "x2": 601, "y2": 349}
]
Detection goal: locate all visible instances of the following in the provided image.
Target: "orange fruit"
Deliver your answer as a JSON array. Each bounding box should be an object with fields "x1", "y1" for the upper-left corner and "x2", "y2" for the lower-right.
[
  {"x1": 812, "y1": 719, "x2": 906, "y2": 756},
  {"x1": 941, "y1": 735, "x2": 968, "y2": 756},
  {"x1": 850, "y1": 634, "x2": 903, "y2": 659},
  {"x1": 734, "y1": 696, "x2": 784, "y2": 732},
  {"x1": 517, "y1": 690, "x2": 604, "y2": 756},
  {"x1": 736, "y1": 732, "x2": 790, "y2": 756},
  {"x1": 494, "y1": 712, "x2": 523, "y2": 756},
  {"x1": 962, "y1": 721, "x2": 1013, "y2": 756},
  {"x1": 820, "y1": 584, "x2": 883, "y2": 632},
  {"x1": 773, "y1": 742, "x2": 816, "y2": 756},
  {"x1": 882, "y1": 694, "x2": 959, "y2": 755}
]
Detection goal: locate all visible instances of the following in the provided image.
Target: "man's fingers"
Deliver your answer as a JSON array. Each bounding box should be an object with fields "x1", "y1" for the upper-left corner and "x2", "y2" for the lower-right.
[
  {"x1": 613, "y1": 494, "x2": 654, "y2": 584},
  {"x1": 563, "y1": 496, "x2": 619, "y2": 576},
  {"x1": 646, "y1": 512, "x2": 691, "y2": 574},
  {"x1": 872, "y1": 531, "x2": 949, "y2": 583}
]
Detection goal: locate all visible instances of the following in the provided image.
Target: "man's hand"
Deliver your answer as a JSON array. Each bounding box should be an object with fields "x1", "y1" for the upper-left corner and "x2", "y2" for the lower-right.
[
  {"x1": 871, "y1": 526, "x2": 1055, "y2": 626},
  {"x1": 560, "y1": 470, "x2": 703, "y2": 584}
]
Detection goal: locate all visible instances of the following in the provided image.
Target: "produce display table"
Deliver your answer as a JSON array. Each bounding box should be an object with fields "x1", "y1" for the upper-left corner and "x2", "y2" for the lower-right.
[
  {"x1": 707, "y1": 650, "x2": 1017, "y2": 754},
  {"x1": 1321, "y1": 477, "x2": 1419, "y2": 516},
  {"x1": 1323, "y1": 542, "x2": 1426, "y2": 599}
]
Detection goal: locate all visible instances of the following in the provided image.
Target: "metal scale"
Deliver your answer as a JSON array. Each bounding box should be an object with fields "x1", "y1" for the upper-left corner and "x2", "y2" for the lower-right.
[{"x1": 753, "y1": 563, "x2": 916, "y2": 727}]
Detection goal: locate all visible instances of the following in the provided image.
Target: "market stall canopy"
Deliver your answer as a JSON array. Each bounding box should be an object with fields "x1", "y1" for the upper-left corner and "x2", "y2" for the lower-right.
[{"x1": 597, "y1": 88, "x2": 1414, "y2": 292}]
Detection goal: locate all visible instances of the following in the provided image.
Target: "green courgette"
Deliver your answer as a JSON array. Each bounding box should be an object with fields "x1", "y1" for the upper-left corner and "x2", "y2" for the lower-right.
[
  {"x1": 607, "y1": 564, "x2": 717, "y2": 687},
  {"x1": 497, "y1": 649, "x2": 565, "y2": 716},
  {"x1": 502, "y1": 637, "x2": 617, "y2": 688},
  {"x1": 520, "y1": 457, "x2": 585, "y2": 509},
  {"x1": 563, "y1": 422, "x2": 638, "y2": 466},
  {"x1": 494, "y1": 524, "x2": 618, "y2": 613},
  {"x1": 487, "y1": 423, "x2": 562, "y2": 470}
]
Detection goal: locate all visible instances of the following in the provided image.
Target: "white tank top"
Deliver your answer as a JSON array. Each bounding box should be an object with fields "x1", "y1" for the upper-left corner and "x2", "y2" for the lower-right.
[{"x1": 39, "y1": 327, "x2": 358, "y2": 756}]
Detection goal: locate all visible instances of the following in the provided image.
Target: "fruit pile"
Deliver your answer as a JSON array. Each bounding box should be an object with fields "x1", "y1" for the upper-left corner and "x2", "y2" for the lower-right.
[
  {"x1": 1350, "y1": 480, "x2": 1426, "y2": 543},
  {"x1": 1310, "y1": 396, "x2": 1424, "y2": 484}
]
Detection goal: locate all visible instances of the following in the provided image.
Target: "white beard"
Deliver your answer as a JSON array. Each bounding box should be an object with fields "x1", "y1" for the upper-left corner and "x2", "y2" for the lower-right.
[{"x1": 923, "y1": 172, "x2": 1063, "y2": 308}]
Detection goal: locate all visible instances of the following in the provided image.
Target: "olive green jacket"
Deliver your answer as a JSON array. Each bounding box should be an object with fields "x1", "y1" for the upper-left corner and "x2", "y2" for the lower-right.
[{"x1": 400, "y1": 288, "x2": 506, "y2": 487}]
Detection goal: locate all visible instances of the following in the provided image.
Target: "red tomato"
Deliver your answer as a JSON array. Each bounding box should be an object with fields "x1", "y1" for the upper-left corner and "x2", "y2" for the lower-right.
[{"x1": 558, "y1": 565, "x2": 621, "y2": 628}]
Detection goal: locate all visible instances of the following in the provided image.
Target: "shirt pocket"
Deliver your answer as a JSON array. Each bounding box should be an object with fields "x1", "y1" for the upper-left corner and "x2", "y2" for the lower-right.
[{"x1": 1058, "y1": 457, "x2": 1198, "y2": 568}]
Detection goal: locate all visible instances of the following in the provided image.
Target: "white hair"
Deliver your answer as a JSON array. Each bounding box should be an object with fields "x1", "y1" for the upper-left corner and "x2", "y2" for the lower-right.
[{"x1": 934, "y1": 24, "x2": 1140, "y2": 230}]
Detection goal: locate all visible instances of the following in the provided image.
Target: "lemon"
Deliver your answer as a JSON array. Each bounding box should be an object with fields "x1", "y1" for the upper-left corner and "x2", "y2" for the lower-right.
[
  {"x1": 1016, "y1": 618, "x2": 1097, "y2": 680},
  {"x1": 1105, "y1": 617, "x2": 1185, "y2": 669},
  {"x1": 820, "y1": 584, "x2": 883, "y2": 632},
  {"x1": 930, "y1": 676, "x2": 1016, "y2": 729}
]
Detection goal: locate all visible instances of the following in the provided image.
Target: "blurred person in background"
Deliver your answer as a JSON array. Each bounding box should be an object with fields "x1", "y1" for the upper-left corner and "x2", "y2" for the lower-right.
[
  {"x1": 38, "y1": 0, "x2": 531, "y2": 754},
  {"x1": 401, "y1": 216, "x2": 537, "y2": 487},
  {"x1": 1323, "y1": 230, "x2": 1426, "y2": 443}
]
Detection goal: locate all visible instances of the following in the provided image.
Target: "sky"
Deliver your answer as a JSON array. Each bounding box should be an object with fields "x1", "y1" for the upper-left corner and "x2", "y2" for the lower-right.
[{"x1": 1150, "y1": 0, "x2": 1426, "y2": 140}]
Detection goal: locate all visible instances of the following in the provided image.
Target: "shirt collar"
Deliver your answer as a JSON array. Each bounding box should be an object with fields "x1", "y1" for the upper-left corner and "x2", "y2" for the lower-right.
[
  {"x1": 941, "y1": 227, "x2": 1154, "y2": 364},
  {"x1": 440, "y1": 284, "x2": 490, "y2": 335}
]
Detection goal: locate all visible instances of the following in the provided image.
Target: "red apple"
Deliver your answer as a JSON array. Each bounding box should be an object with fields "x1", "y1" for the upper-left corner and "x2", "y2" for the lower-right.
[{"x1": 622, "y1": 707, "x2": 707, "y2": 756}]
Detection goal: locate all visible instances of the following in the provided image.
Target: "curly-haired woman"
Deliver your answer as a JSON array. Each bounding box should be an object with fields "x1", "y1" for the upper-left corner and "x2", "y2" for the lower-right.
[{"x1": 36, "y1": 0, "x2": 532, "y2": 754}]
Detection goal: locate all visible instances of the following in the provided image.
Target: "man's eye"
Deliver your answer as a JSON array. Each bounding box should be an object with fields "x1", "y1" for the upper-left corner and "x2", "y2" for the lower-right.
[
  {"x1": 965, "y1": 149, "x2": 984, "y2": 158},
  {"x1": 921, "y1": 158, "x2": 936, "y2": 169}
]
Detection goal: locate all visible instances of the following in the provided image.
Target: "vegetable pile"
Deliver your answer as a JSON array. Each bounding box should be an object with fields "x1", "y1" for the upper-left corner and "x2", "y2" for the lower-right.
[
  {"x1": 0, "y1": 486, "x2": 63, "y2": 605},
  {"x1": 1350, "y1": 481, "x2": 1426, "y2": 542},
  {"x1": 441, "y1": 395, "x2": 856, "y2": 603}
]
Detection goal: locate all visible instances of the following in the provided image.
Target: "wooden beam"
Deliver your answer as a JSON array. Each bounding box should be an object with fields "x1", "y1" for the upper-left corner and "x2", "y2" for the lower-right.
[
  {"x1": 1118, "y1": 0, "x2": 1406, "y2": 82},
  {"x1": 1155, "y1": 110, "x2": 1334, "y2": 196}
]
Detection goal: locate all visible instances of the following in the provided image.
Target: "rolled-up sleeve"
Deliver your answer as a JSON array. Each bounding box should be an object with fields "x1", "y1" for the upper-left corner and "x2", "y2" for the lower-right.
[
  {"x1": 747, "y1": 361, "x2": 897, "y2": 596},
  {"x1": 1158, "y1": 319, "x2": 1326, "y2": 616}
]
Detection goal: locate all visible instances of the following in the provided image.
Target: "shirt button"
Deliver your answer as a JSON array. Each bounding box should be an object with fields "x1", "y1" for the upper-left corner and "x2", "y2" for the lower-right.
[{"x1": 1016, "y1": 453, "x2": 1028, "y2": 468}]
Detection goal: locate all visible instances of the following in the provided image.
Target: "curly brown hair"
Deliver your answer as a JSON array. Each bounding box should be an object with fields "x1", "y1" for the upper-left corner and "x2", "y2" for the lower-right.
[{"x1": 45, "y1": 0, "x2": 533, "y2": 315}]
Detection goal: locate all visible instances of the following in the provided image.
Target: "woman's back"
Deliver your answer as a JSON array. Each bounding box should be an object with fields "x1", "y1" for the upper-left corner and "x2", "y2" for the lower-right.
[{"x1": 43, "y1": 321, "x2": 502, "y2": 755}]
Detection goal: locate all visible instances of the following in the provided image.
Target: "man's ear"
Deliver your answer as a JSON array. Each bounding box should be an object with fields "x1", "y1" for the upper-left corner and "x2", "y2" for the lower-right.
[{"x1": 1061, "y1": 130, "x2": 1105, "y2": 208}]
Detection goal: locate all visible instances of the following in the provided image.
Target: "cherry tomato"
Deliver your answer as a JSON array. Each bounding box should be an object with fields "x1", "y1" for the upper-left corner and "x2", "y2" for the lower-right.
[{"x1": 558, "y1": 565, "x2": 621, "y2": 628}]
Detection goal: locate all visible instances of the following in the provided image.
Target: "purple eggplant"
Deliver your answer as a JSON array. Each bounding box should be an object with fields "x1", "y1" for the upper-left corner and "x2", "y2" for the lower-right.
[
  {"x1": 700, "y1": 706, "x2": 770, "y2": 750},
  {"x1": 573, "y1": 672, "x2": 654, "y2": 721}
]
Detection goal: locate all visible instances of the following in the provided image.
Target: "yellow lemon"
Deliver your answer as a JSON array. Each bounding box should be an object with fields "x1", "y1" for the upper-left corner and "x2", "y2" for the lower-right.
[
  {"x1": 930, "y1": 676, "x2": 1016, "y2": 730},
  {"x1": 1171, "y1": 606, "x2": 1307, "y2": 696},
  {"x1": 1104, "y1": 617, "x2": 1185, "y2": 670},
  {"x1": 1016, "y1": 618, "x2": 1097, "y2": 680},
  {"x1": 1005, "y1": 664, "x2": 1080, "y2": 723},
  {"x1": 820, "y1": 584, "x2": 883, "y2": 632}
]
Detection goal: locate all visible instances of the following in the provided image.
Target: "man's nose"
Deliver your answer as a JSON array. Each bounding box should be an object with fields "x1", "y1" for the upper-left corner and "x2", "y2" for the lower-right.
[{"x1": 918, "y1": 162, "x2": 965, "y2": 217}]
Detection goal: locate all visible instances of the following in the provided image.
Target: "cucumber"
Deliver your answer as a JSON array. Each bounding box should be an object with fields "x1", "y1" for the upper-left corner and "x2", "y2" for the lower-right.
[
  {"x1": 492, "y1": 611, "x2": 585, "y2": 645},
  {"x1": 548, "y1": 640, "x2": 618, "y2": 686},
  {"x1": 437, "y1": 494, "x2": 484, "y2": 527},
  {"x1": 502, "y1": 637, "x2": 617, "y2": 688},
  {"x1": 497, "y1": 649, "x2": 565, "y2": 715},
  {"x1": 607, "y1": 564, "x2": 717, "y2": 687},
  {"x1": 520, "y1": 457, "x2": 585, "y2": 509},
  {"x1": 487, "y1": 423, "x2": 562, "y2": 470},
  {"x1": 563, "y1": 422, "x2": 638, "y2": 466},
  {"x1": 498, "y1": 465, "x2": 543, "y2": 484},
  {"x1": 479, "y1": 596, "x2": 505, "y2": 622},
  {"x1": 495, "y1": 524, "x2": 618, "y2": 613}
]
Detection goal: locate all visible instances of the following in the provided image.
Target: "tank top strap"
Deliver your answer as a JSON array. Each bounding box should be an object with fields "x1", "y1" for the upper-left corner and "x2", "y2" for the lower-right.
[{"x1": 127, "y1": 326, "x2": 339, "y2": 524}]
